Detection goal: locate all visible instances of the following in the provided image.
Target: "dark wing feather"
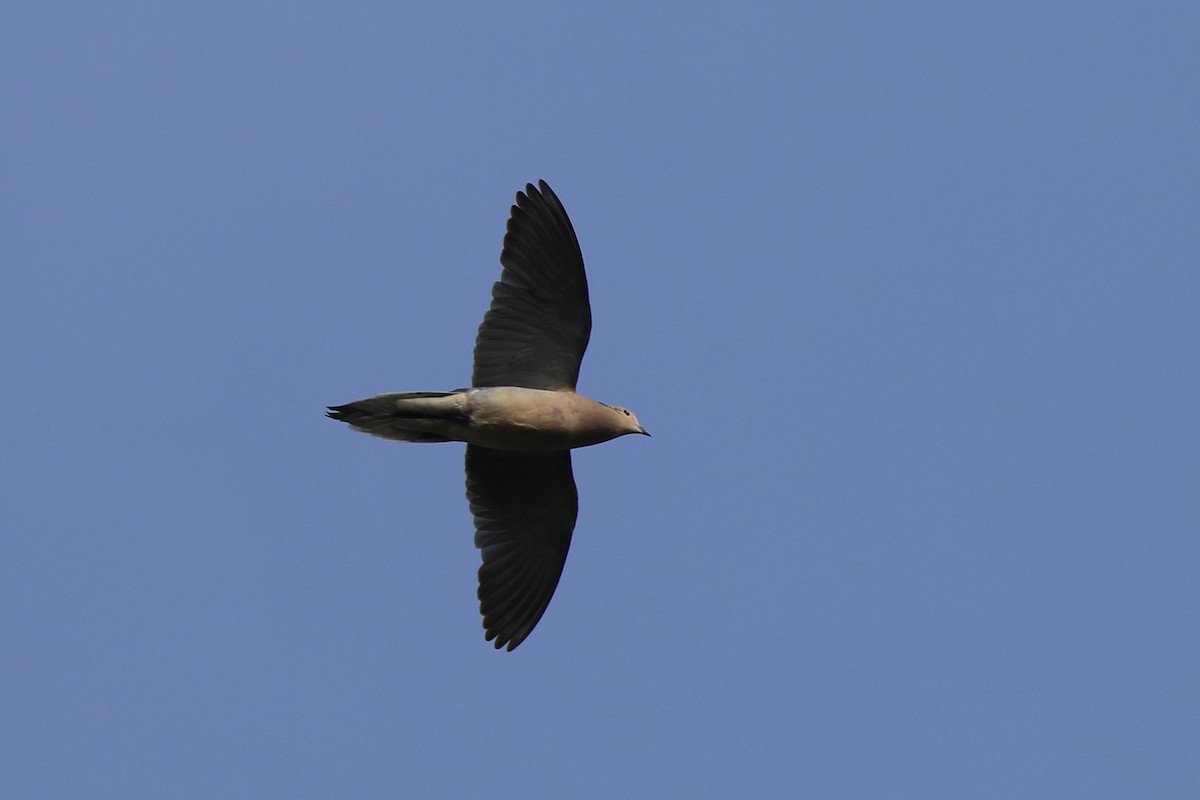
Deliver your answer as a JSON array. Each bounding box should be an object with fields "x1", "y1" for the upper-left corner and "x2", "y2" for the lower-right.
[
  {"x1": 465, "y1": 445, "x2": 577, "y2": 650},
  {"x1": 472, "y1": 180, "x2": 591, "y2": 390}
]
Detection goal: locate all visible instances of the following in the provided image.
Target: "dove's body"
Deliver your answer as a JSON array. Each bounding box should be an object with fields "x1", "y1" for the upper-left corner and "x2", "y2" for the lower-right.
[
  {"x1": 328, "y1": 180, "x2": 646, "y2": 650},
  {"x1": 329, "y1": 387, "x2": 643, "y2": 452}
]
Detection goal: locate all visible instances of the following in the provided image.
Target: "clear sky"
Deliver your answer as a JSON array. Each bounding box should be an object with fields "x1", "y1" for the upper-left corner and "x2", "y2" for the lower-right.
[{"x1": 3, "y1": 3, "x2": 1197, "y2": 798}]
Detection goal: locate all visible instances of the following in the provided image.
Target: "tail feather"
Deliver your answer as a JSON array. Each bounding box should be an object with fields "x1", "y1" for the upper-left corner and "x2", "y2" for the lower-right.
[{"x1": 326, "y1": 391, "x2": 466, "y2": 443}]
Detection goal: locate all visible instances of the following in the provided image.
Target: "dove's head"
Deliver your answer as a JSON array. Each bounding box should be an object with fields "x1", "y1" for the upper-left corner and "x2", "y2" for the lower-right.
[{"x1": 608, "y1": 405, "x2": 650, "y2": 438}]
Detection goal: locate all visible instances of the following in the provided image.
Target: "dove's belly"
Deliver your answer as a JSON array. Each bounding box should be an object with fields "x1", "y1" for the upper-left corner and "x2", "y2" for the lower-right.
[{"x1": 460, "y1": 387, "x2": 615, "y2": 451}]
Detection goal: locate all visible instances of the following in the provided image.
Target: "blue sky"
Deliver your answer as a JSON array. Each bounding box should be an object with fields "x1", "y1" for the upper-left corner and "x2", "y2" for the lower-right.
[{"x1": 3, "y1": 3, "x2": 1197, "y2": 797}]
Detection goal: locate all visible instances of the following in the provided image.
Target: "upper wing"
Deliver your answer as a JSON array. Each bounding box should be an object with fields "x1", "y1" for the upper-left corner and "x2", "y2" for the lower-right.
[
  {"x1": 472, "y1": 180, "x2": 592, "y2": 390},
  {"x1": 465, "y1": 444, "x2": 578, "y2": 650}
]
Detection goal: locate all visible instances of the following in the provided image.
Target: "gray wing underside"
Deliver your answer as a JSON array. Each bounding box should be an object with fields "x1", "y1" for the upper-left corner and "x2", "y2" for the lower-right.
[
  {"x1": 472, "y1": 180, "x2": 591, "y2": 391},
  {"x1": 465, "y1": 445, "x2": 577, "y2": 650}
]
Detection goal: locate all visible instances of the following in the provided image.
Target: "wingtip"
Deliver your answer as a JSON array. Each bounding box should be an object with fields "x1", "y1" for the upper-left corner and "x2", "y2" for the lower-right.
[
  {"x1": 518, "y1": 178, "x2": 557, "y2": 205},
  {"x1": 484, "y1": 628, "x2": 525, "y2": 652}
]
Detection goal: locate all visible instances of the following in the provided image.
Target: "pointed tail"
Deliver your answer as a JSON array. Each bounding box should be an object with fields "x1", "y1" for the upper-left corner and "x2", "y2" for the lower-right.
[{"x1": 326, "y1": 391, "x2": 467, "y2": 443}]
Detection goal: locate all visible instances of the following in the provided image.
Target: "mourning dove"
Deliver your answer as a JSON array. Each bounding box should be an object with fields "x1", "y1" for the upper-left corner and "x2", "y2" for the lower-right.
[{"x1": 328, "y1": 180, "x2": 648, "y2": 650}]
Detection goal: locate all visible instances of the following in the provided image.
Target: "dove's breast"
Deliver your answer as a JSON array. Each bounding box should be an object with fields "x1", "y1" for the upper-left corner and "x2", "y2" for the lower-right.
[{"x1": 462, "y1": 387, "x2": 622, "y2": 451}]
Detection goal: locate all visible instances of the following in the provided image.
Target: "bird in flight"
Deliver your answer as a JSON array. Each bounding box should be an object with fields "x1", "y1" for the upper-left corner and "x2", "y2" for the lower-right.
[{"x1": 328, "y1": 180, "x2": 648, "y2": 650}]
